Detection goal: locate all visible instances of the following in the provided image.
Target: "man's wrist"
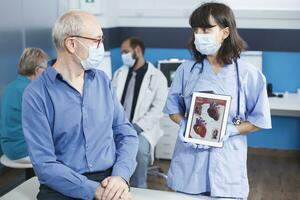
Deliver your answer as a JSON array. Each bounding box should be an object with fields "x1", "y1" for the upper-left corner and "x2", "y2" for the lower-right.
[{"x1": 121, "y1": 177, "x2": 130, "y2": 191}]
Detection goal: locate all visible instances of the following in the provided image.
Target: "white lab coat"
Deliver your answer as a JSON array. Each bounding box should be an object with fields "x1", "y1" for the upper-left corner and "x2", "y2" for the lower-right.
[{"x1": 112, "y1": 62, "x2": 168, "y2": 163}]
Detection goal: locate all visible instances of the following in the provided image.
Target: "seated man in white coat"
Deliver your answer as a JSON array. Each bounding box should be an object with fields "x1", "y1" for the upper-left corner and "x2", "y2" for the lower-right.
[{"x1": 112, "y1": 37, "x2": 168, "y2": 188}]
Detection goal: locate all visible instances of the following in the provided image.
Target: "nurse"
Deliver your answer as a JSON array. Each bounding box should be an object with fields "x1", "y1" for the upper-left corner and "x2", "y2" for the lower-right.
[{"x1": 163, "y1": 2, "x2": 271, "y2": 199}]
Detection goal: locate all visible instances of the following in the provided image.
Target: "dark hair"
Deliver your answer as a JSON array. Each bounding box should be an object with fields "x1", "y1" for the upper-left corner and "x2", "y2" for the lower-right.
[
  {"x1": 189, "y1": 2, "x2": 247, "y2": 64},
  {"x1": 126, "y1": 37, "x2": 146, "y2": 55}
]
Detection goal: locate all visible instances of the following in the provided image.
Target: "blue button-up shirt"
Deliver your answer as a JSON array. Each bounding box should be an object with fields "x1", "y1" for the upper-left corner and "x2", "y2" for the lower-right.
[{"x1": 22, "y1": 65, "x2": 138, "y2": 200}]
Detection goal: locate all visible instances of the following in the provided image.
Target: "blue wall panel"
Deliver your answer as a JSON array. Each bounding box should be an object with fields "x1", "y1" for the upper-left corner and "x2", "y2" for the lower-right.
[
  {"x1": 263, "y1": 52, "x2": 300, "y2": 93},
  {"x1": 247, "y1": 117, "x2": 300, "y2": 150}
]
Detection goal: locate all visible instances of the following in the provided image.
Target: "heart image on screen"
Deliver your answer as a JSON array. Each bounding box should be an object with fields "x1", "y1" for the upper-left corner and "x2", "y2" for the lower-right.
[
  {"x1": 194, "y1": 104, "x2": 202, "y2": 115},
  {"x1": 207, "y1": 102, "x2": 220, "y2": 121},
  {"x1": 193, "y1": 117, "x2": 207, "y2": 138}
]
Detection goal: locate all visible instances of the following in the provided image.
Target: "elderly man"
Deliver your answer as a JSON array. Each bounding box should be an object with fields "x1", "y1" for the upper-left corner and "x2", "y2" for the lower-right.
[{"x1": 22, "y1": 10, "x2": 138, "y2": 200}]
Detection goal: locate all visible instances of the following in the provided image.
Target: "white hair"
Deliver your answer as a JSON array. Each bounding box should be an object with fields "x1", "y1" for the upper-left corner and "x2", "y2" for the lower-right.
[{"x1": 52, "y1": 10, "x2": 85, "y2": 51}]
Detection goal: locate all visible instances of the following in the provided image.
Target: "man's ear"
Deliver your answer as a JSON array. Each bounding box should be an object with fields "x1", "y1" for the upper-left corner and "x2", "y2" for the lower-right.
[
  {"x1": 134, "y1": 46, "x2": 143, "y2": 58},
  {"x1": 64, "y1": 38, "x2": 76, "y2": 53},
  {"x1": 34, "y1": 66, "x2": 40, "y2": 75},
  {"x1": 132, "y1": 48, "x2": 138, "y2": 59}
]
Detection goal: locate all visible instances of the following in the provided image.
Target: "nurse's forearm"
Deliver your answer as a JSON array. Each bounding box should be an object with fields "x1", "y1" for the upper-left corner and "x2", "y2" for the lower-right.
[
  {"x1": 169, "y1": 113, "x2": 185, "y2": 124},
  {"x1": 237, "y1": 121, "x2": 260, "y2": 135}
]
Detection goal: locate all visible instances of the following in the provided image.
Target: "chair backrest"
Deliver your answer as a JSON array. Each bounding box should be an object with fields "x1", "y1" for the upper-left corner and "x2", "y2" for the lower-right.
[
  {"x1": 0, "y1": 142, "x2": 2, "y2": 157},
  {"x1": 0, "y1": 103, "x2": 3, "y2": 157},
  {"x1": 0, "y1": 155, "x2": 32, "y2": 169}
]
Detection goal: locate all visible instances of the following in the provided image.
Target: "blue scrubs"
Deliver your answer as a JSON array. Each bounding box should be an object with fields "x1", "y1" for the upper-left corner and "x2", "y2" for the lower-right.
[
  {"x1": 0, "y1": 75, "x2": 30, "y2": 160},
  {"x1": 163, "y1": 59, "x2": 272, "y2": 198}
]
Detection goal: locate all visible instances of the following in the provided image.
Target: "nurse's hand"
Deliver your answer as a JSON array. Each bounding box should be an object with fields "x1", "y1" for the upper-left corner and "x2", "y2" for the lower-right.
[
  {"x1": 221, "y1": 124, "x2": 240, "y2": 142},
  {"x1": 178, "y1": 119, "x2": 210, "y2": 150}
]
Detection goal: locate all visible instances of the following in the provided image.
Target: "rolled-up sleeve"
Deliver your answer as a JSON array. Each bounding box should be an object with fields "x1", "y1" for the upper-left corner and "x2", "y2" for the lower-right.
[
  {"x1": 245, "y1": 70, "x2": 272, "y2": 129},
  {"x1": 110, "y1": 84, "x2": 138, "y2": 182},
  {"x1": 163, "y1": 64, "x2": 185, "y2": 115},
  {"x1": 22, "y1": 88, "x2": 99, "y2": 200}
]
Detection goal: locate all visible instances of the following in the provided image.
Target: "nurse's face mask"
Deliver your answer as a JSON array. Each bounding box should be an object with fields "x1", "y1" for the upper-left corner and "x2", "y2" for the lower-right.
[
  {"x1": 73, "y1": 37, "x2": 105, "y2": 71},
  {"x1": 121, "y1": 51, "x2": 137, "y2": 67},
  {"x1": 194, "y1": 26, "x2": 228, "y2": 55}
]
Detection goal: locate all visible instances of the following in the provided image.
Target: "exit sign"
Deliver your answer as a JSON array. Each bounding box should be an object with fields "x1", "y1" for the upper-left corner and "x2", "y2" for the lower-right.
[{"x1": 80, "y1": 0, "x2": 103, "y2": 15}]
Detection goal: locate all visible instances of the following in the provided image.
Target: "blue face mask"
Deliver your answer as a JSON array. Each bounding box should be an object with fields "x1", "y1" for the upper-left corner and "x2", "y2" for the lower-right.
[
  {"x1": 121, "y1": 52, "x2": 136, "y2": 67},
  {"x1": 75, "y1": 39, "x2": 105, "y2": 70},
  {"x1": 194, "y1": 33, "x2": 221, "y2": 55}
]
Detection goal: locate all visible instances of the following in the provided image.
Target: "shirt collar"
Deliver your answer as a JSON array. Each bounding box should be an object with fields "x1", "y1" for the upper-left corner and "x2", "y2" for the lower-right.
[
  {"x1": 47, "y1": 66, "x2": 60, "y2": 83},
  {"x1": 85, "y1": 69, "x2": 96, "y2": 79},
  {"x1": 130, "y1": 62, "x2": 148, "y2": 75},
  {"x1": 47, "y1": 59, "x2": 96, "y2": 83}
]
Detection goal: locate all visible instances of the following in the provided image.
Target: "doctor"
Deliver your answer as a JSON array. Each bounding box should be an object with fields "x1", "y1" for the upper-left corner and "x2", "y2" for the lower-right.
[
  {"x1": 163, "y1": 3, "x2": 271, "y2": 199},
  {"x1": 113, "y1": 37, "x2": 168, "y2": 188}
]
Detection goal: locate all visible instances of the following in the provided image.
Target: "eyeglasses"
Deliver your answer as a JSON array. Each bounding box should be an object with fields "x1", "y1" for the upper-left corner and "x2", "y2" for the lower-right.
[
  {"x1": 37, "y1": 65, "x2": 47, "y2": 69},
  {"x1": 70, "y1": 35, "x2": 104, "y2": 48}
]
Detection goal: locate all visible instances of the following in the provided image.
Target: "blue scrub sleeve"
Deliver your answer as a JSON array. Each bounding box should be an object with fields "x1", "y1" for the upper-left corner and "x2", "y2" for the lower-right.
[{"x1": 245, "y1": 70, "x2": 272, "y2": 129}]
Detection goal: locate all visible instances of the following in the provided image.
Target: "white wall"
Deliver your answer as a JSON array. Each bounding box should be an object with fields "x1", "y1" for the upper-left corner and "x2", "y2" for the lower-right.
[
  {"x1": 117, "y1": 0, "x2": 300, "y2": 29},
  {"x1": 58, "y1": 0, "x2": 118, "y2": 28},
  {"x1": 58, "y1": 0, "x2": 300, "y2": 29}
]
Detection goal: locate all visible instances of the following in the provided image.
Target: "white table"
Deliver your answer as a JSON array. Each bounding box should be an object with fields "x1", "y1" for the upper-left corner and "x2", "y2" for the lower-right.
[
  {"x1": 0, "y1": 177, "x2": 213, "y2": 200},
  {"x1": 269, "y1": 93, "x2": 300, "y2": 117}
]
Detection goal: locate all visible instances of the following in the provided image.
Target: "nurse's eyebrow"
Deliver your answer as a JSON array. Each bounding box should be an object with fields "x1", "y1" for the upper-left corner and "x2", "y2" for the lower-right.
[{"x1": 193, "y1": 25, "x2": 217, "y2": 32}]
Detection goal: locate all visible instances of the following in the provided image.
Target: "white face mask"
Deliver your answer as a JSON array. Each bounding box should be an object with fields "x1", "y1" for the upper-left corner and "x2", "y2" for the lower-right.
[
  {"x1": 75, "y1": 39, "x2": 105, "y2": 70},
  {"x1": 121, "y1": 52, "x2": 136, "y2": 67},
  {"x1": 194, "y1": 33, "x2": 221, "y2": 55}
]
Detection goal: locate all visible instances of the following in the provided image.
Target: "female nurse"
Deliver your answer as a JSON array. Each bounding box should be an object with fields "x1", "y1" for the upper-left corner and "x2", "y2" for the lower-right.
[{"x1": 163, "y1": 2, "x2": 272, "y2": 199}]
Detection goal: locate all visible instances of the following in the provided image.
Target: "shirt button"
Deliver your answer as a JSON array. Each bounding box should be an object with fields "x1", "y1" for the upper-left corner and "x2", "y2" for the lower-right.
[
  {"x1": 86, "y1": 145, "x2": 89, "y2": 150},
  {"x1": 89, "y1": 164, "x2": 93, "y2": 168}
]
